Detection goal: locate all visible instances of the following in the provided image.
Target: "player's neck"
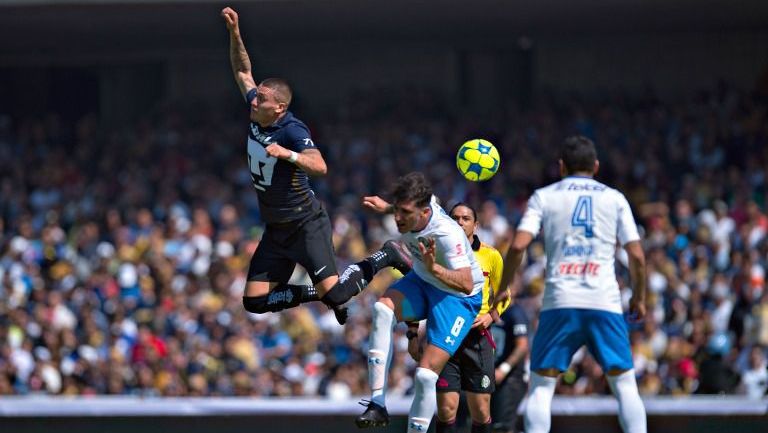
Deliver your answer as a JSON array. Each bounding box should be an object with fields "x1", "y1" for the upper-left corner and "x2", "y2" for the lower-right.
[
  {"x1": 412, "y1": 208, "x2": 432, "y2": 232},
  {"x1": 258, "y1": 112, "x2": 287, "y2": 128},
  {"x1": 564, "y1": 171, "x2": 594, "y2": 179}
]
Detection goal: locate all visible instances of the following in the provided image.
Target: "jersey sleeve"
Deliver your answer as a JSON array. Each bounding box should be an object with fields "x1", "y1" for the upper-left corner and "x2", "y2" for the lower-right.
[
  {"x1": 517, "y1": 191, "x2": 544, "y2": 236},
  {"x1": 489, "y1": 248, "x2": 503, "y2": 297},
  {"x1": 509, "y1": 306, "x2": 529, "y2": 338},
  {"x1": 488, "y1": 247, "x2": 511, "y2": 314},
  {"x1": 434, "y1": 229, "x2": 471, "y2": 270},
  {"x1": 616, "y1": 192, "x2": 641, "y2": 246},
  {"x1": 284, "y1": 123, "x2": 317, "y2": 153}
]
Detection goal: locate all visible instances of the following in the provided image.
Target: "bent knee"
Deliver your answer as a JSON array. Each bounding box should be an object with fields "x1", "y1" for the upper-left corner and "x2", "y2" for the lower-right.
[{"x1": 243, "y1": 295, "x2": 270, "y2": 313}]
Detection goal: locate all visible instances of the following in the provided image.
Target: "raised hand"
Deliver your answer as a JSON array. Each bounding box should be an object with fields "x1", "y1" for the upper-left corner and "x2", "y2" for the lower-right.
[
  {"x1": 221, "y1": 7, "x2": 239, "y2": 32},
  {"x1": 362, "y1": 196, "x2": 391, "y2": 214}
]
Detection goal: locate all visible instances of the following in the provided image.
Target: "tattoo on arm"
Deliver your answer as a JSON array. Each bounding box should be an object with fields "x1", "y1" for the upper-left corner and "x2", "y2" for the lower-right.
[{"x1": 229, "y1": 33, "x2": 256, "y2": 95}]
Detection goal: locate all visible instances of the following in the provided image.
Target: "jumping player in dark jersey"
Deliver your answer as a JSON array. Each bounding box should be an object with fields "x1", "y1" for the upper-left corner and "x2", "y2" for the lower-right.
[{"x1": 222, "y1": 7, "x2": 411, "y2": 323}]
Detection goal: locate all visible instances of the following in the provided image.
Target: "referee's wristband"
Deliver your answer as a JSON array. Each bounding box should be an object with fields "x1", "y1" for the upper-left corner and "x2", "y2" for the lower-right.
[
  {"x1": 498, "y1": 362, "x2": 512, "y2": 375},
  {"x1": 288, "y1": 151, "x2": 299, "y2": 163}
]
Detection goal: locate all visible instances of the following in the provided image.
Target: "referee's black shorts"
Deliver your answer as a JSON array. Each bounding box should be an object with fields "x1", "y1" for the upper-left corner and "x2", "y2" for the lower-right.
[
  {"x1": 247, "y1": 208, "x2": 338, "y2": 284},
  {"x1": 437, "y1": 327, "x2": 496, "y2": 394}
]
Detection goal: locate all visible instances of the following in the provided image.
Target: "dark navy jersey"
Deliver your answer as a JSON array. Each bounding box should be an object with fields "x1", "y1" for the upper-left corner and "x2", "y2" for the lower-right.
[
  {"x1": 490, "y1": 303, "x2": 529, "y2": 378},
  {"x1": 245, "y1": 89, "x2": 321, "y2": 225}
]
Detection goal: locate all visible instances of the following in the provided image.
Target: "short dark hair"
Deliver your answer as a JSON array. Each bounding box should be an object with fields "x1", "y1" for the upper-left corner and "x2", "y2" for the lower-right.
[
  {"x1": 449, "y1": 202, "x2": 477, "y2": 221},
  {"x1": 260, "y1": 78, "x2": 292, "y2": 106},
  {"x1": 561, "y1": 135, "x2": 597, "y2": 174},
  {"x1": 392, "y1": 172, "x2": 432, "y2": 208}
]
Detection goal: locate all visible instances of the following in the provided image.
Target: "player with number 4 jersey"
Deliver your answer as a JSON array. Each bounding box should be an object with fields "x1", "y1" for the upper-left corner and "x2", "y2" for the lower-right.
[
  {"x1": 497, "y1": 136, "x2": 648, "y2": 433},
  {"x1": 222, "y1": 7, "x2": 412, "y2": 325}
]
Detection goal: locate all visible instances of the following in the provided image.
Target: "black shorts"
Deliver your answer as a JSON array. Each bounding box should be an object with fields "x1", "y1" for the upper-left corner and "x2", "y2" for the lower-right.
[
  {"x1": 247, "y1": 209, "x2": 338, "y2": 284},
  {"x1": 437, "y1": 327, "x2": 496, "y2": 394}
]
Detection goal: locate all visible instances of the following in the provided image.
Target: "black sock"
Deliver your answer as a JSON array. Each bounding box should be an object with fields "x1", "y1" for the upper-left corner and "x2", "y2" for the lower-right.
[
  {"x1": 357, "y1": 258, "x2": 376, "y2": 281},
  {"x1": 436, "y1": 419, "x2": 457, "y2": 433},
  {"x1": 363, "y1": 250, "x2": 389, "y2": 275},
  {"x1": 471, "y1": 419, "x2": 492, "y2": 433},
  {"x1": 321, "y1": 262, "x2": 370, "y2": 307},
  {"x1": 268, "y1": 284, "x2": 316, "y2": 311}
]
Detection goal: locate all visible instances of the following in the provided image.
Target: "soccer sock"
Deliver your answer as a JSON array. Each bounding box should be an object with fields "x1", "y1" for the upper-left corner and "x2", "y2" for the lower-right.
[
  {"x1": 321, "y1": 262, "x2": 370, "y2": 307},
  {"x1": 524, "y1": 372, "x2": 557, "y2": 433},
  {"x1": 242, "y1": 284, "x2": 316, "y2": 313},
  {"x1": 363, "y1": 249, "x2": 388, "y2": 276},
  {"x1": 471, "y1": 420, "x2": 492, "y2": 433},
  {"x1": 436, "y1": 419, "x2": 457, "y2": 433},
  {"x1": 407, "y1": 367, "x2": 439, "y2": 433},
  {"x1": 369, "y1": 302, "x2": 395, "y2": 407},
  {"x1": 606, "y1": 369, "x2": 647, "y2": 433}
]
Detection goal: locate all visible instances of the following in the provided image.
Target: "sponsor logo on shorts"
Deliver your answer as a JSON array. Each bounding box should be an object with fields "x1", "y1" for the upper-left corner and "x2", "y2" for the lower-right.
[
  {"x1": 445, "y1": 336, "x2": 456, "y2": 346},
  {"x1": 481, "y1": 375, "x2": 490, "y2": 389},
  {"x1": 437, "y1": 377, "x2": 450, "y2": 388}
]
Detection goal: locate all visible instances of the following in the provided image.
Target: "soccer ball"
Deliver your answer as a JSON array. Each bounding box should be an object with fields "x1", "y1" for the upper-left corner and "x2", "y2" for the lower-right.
[{"x1": 456, "y1": 139, "x2": 500, "y2": 181}]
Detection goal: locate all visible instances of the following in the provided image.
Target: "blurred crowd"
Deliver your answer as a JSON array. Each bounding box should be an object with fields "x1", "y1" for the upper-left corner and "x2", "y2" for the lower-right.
[{"x1": 0, "y1": 81, "x2": 767, "y2": 399}]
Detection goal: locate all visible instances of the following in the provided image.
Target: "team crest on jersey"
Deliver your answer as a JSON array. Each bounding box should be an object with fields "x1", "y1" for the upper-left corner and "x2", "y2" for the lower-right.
[
  {"x1": 481, "y1": 375, "x2": 490, "y2": 389},
  {"x1": 249, "y1": 124, "x2": 273, "y2": 145}
]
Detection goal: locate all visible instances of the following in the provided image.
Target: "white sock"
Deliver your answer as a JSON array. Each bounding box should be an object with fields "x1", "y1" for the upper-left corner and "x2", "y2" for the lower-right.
[
  {"x1": 368, "y1": 302, "x2": 395, "y2": 407},
  {"x1": 407, "y1": 367, "x2": 438, "y2": 433},
  {"x1": 606, "y1": 369, "x2": 647, "y2": 433},
  {"x1": 524, "y1": 372, "x2": 557, "y2": 433}
]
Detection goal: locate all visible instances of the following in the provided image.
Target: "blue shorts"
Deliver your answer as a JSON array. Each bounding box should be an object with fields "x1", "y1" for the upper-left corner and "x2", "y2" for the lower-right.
[
  {"x1": 530, "y1": 308, "x2": 633, "y2": 372},
  {"x1": 392, "y1": 271, "x2": 482, "y2": 356}
]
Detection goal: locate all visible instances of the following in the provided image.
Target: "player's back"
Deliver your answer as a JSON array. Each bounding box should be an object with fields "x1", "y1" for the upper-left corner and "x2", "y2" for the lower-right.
[{"x1": 518, "y1": 176, "x2": 639, "y2": 314}]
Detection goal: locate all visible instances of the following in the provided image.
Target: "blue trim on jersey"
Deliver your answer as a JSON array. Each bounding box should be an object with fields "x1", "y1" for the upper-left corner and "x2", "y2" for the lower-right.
[
  {"x1": 391, "y1": 271, "x2": 482, "y2": 356},
  {"x1": 564, "y1": 175, "x2": 594, "y2": 180},
  {"x1": 530, "y1": 308, "x2": 633, "y2": 372}
]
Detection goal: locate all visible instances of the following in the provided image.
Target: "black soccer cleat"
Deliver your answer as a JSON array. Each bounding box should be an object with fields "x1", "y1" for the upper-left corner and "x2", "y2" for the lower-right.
[
  {"x1": 355, "y1": 399, "x2": 390, "y2": 428},
  {"x1": 381, "y1": 240, "x2": 413, "y2": 275},
  {"x1": 332, "y1": 305, "x2": 348, "y2": 325}
]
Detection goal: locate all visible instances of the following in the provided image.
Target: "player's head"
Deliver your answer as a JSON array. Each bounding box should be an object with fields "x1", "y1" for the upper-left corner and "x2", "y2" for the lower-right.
[
  {"x1": 391, "y1": 172, "x2": 433, "y2": 233},
  {"x1": 250, "y1": 78, "x2": 292, "y2": 126},
  {"x1": 449, "y1": 202, "x2": 477, "y2": 240},
  {"x1": 559, "y1": 135, "x2": 599, "y2": 177}
]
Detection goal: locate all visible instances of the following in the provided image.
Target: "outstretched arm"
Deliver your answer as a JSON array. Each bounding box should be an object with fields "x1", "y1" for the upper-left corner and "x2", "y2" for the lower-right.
[{"x1": 222, "y1": 7, "x2": 257, "y2": 98}]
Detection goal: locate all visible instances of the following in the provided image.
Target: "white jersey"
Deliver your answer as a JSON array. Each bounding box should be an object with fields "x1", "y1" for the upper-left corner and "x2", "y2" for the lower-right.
[
  {"x1": 517, "y1": 176, "x2": 640, "y2": 314},
  {"x1": 401, "y1": 196, "x2": 485, "y2": 297}
]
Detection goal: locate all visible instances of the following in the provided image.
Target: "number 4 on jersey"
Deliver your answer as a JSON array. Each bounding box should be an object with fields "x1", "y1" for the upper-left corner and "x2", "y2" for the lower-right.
[{"x1": 571, "y1": 196, "x2": 595, "y2": 238}]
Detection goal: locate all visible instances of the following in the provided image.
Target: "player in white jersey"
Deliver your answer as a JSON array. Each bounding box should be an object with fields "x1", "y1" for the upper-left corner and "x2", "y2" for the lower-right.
[
  {"x1": 355, "y1": 172, "x2": 485, "y2": 433},
  {"x1": 497, "y1": 136, "x2": 648, "y2": 433}
]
